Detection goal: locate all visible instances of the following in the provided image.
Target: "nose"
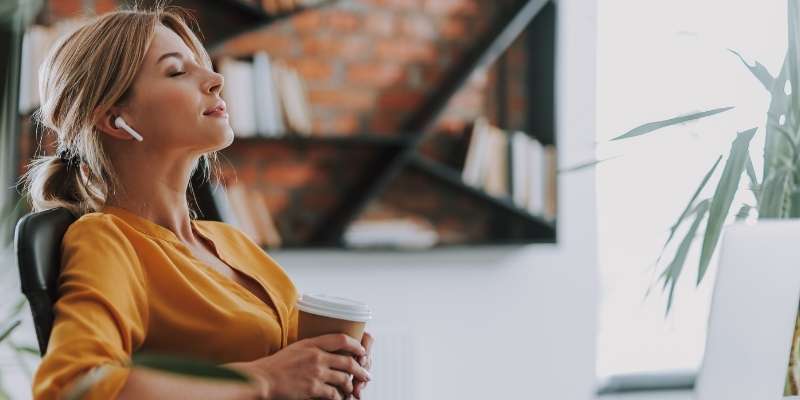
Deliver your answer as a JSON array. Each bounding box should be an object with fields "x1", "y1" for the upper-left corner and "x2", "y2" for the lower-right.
[{"x1": 204, "y1": 70, "x2": 224, "y2": 95}]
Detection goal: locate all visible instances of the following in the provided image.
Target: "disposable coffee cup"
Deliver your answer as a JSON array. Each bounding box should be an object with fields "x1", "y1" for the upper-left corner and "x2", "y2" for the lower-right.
[
  {"x1": 297, "y1": 294, "x2": 372, "y2": 400},
  {"x1": 296, "y1": 293, "x2": 372, "y2": 343}
]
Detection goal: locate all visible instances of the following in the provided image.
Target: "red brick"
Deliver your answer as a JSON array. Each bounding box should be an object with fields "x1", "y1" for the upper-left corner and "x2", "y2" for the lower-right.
[
  {"x1": 331, "y1": 114, "x2": 360, "y2": 133},
  {"x1": 327, "y1": 11, "x2": 361, "y2": 33},
  {"x1": 364, "y1": 13, "x2": 396, "y2": 37},
  {"x1": 436, "y1": 116, "x2": 470, "y2": 134},
  {"x1": 301, "y1": 191, "x2": 338, "y2": 210},
  {"x1": 363, "y1": 0, "x2": 419, "y2": 10},
  {"x1": 303, "y1": 36, "x2": 371, "y2": 59},
  {"x1": 287, "y1": 59, "x2": 333, "y2": 82},
  {"x1": 309, "y1": 89, "x2": 375, "y2": 110},
  {"x1": 346, "y1": 62, "x2": 405, "y2": 87},
  {"x1": 400, "y1": 15, "x2": 436, "y2": 39},
  {"x1": 293, "y1": 10, "x2": 323, "y2": 32},
  {"x1": 262, "y1": 163, "x2": 319, "y2": 188},
  {"x1": 50, "y1": 0, "x2": 82, "y2": 18},
  {"x1": 440, "y1": 17, "x2": 468, "y2": 40},
  {"x1": 261, "y1": 190, "x2": 290, "y2": 213},
  {"x1": 375, "y1": 39, "x2": 437, "y2": 63},
  {"x1": 378, "y1": 89, "x2": 424, "y2": 111},
  {"x1": 424, "y1": 0, "x2": 479, "y2": 15},
  {"x1": 369, "y1": 112, "x2": 403, "y2": 133},
  {"x1": 220, "y1": 33, "x2": 294, "y2": 57},
  {"x1": 96, "y1": 0, "x2": 117, "y2": 13}
]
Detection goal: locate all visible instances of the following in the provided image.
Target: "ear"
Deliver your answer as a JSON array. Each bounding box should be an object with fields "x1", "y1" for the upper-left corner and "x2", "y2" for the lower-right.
[{"x1": 94, "y1": 107, "x2": 135, "y2": 141}]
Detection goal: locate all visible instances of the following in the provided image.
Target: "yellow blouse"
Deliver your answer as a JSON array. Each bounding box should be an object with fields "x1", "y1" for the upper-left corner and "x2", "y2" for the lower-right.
[{"x1": 31, "y1": 205, "x2": 300, "y2": 400}]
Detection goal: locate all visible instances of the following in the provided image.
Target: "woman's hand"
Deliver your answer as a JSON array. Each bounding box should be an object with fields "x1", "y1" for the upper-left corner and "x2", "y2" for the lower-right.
[
  {"x1": 352, "y1": 332, "x2": 374, "y2": 400},
  {"x1": 228, "y1": 333, "x2": 372, "y2": 400}
]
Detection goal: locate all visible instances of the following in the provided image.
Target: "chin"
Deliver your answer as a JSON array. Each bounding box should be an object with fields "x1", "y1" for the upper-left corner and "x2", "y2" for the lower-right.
[{"x1": 210, "y1": 127, "x2": 235, "y2": 151}]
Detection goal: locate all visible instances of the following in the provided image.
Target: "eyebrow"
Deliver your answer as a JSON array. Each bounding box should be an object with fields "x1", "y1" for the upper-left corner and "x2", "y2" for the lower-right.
[{"x1": 156, "y1": 52, "x2": 199, "y2": 65}]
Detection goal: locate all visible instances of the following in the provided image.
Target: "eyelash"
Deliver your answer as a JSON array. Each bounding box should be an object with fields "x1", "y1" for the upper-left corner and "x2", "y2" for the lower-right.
[{"x1": 169, "y1": 71, "x2": 185, "y2": 77}]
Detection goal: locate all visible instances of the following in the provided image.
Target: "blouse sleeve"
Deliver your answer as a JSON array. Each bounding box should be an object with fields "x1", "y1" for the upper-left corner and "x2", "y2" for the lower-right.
[
  {"x1": 287, "y1": 304, "x2": 299, "y2": 345},
  {"x1": 32, "y1": 216, "x2": 149, "y2": 400}
]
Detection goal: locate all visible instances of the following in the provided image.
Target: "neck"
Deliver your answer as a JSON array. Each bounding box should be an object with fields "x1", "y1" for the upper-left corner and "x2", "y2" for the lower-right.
[{"x1": 104, "y1": 153, "x2": 201, "y2": 245}]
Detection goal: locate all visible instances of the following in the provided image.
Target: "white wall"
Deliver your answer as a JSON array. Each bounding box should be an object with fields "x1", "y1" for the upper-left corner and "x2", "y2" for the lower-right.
[{"x1": 271, "y1": 0, "x2": 600, "y2": 398}]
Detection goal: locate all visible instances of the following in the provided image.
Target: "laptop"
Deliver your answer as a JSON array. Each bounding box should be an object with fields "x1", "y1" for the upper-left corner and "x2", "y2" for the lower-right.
[{"x1": 695, "y1": 220, "x2": 800, "y2": 399}]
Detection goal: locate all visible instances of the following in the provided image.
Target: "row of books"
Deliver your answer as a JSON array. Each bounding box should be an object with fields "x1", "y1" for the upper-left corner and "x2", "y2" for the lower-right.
[
  {"x1": 218, "y1": 52, "x2": 313, "y2": 138},
  {"x1": 19, "y1": 20, "x2": 88, "y2": 114},
  {"x1": 343, "y1": 203, "x2": 440, "y2": 249},
  {"x1": 462, "y1": 117, "x2": 557, "y2": 220},
  {"x1": 211, "y1": 182, "x2": 283, "y2": 248}
]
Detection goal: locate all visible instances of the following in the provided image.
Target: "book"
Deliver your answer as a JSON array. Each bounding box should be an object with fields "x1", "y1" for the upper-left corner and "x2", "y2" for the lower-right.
[
  {"x1": 219, "y1": 57, "x2": 258, "y2": 137},
  {"x1": 224, "y1": 183, "x2": 262, "y2": 244},
  {"x1": 526, "y1": 136, "x2": 545, "y2": 215},
  {"x1": 461, "y1": 117, "x2": 490, "y2": 187},
  {"x1": 274, "y1": 63, "x2": 313, "y2": 136},
  {"x1": 252, "y1": 51, "x2": 286, "y2": 137},
  {"x1": 510, "y1": 131, "x2": 530, "y2": 208},
  {"x1": 248, "y1": 190, "x2": 283, "y2": 248},
  {"x1": 483, "y1": 126, "x2": 509, "y2": 197},
  {"x1": 543, "y1": 145, "x2": 558, "y2": 220}
]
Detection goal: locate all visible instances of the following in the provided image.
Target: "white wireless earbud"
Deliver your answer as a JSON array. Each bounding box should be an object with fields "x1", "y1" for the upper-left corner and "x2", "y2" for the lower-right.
[{"x1": 114, "y1": 116, "x2": 144, "y2": 142}]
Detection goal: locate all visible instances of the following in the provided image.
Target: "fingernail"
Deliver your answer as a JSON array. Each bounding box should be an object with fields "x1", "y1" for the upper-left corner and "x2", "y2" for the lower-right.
[{"x1": 358, "y1": 356, "x2": 367, "y2": 366}]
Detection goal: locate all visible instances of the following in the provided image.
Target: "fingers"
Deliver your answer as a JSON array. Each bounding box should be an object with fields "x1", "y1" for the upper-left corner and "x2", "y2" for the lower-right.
[
  {"x1": 315, "y1": 334, "x2": 367, "y2": 357},
  {"x1": 324, "y1": 367, "x2": 355, "y2": 395},
  {"x1": 361, "y1": 332, "x2": 374, "y2": 355},
  {"x1": 312, "y1": 381, "x2": 345, "y2": 400},
  {"x1": 325, "y1": 352, "x2": 372, "y2": 382}
]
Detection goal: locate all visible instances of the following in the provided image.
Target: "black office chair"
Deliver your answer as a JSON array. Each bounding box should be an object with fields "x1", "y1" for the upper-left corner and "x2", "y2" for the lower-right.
[{"x1": 14, "y1": 207, "x2": 77, "y2": 356}]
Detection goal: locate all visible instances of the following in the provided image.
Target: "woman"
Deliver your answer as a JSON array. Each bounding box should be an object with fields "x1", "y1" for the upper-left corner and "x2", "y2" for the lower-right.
[{"x1": 22, "y1": 5, "x2": 373, "y2": 400}]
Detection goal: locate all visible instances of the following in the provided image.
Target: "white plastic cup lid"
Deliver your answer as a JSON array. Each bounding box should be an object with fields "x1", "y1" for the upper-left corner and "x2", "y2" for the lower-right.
[{"x1": 296, "y1": 293, "x2": 372, "y2": 323}]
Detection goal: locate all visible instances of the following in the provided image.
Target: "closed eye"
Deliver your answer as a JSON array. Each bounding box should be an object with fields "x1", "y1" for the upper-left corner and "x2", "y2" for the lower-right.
[{"x1": 169, "y1": 71, "x2": 185, "y2": 77}]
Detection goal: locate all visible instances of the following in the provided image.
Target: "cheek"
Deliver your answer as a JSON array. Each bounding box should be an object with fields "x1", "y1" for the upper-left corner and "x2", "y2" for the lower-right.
[{"x1": 142, "y1": 84, "x2": 197, "y2": 119}]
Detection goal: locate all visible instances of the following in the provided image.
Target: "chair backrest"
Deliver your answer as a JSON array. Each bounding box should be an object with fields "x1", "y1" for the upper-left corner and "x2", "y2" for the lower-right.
[{"x1": 13, "y1": 207, "x2": 77, "y2": 356}]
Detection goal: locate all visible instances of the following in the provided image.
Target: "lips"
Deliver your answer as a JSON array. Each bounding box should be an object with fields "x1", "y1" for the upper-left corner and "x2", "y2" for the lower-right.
[{"x1": 203, "y1": 101, "x2": 226, "y2": 115}]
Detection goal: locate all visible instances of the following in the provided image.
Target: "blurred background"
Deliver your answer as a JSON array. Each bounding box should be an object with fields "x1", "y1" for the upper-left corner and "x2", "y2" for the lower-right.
[{"x1": 0, "y1": 0, "x2": 789, "y2": 399}]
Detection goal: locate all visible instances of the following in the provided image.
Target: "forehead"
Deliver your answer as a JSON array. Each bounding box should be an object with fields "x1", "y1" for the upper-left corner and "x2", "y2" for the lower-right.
[{"x1": 146, "y1": 24, "x2": 197, "y2": 64}]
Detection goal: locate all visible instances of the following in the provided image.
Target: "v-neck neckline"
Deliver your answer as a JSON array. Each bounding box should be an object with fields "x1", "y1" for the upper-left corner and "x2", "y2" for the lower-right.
[{"x1": 98, "y1": 204, "x2": 286, "y2": 343}]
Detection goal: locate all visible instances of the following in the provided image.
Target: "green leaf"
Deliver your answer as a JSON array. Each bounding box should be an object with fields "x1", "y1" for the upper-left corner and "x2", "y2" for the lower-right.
[
  {"x1": 746, "y1": 154, "x2": 760, "y2": 203},
  {"x1": 763, "y1": 51, "x2": 791, "y2": 182},
  {"x1": 10, "y1": 296, "x2": 26, "y2": 317},
  {"x1": 759, "y1": 167, "x2": 793, "y2": 218},
  {"x1": 788, "y1": 0, "x2": 800, "y2": 123},
  {"x1": 662, "y1": 199, "x2": 710, "y2": 315},
  {"x1": 728, "y1": 48, "x2": 775, "y2": 92},
  {"x1": 698, "y1": 128, "x2": 758, "y2": 284},
  {"x1": 558, "y1": 155, "x2": 622, "y2": 173},
  {"x1": 611, "y1": 106, "x2": 735, "y2": 141},
  {"x1": 0, "y1": 319, "x2": 21, "y2": 344},
  {"x1": 131, "y1": 353, "x2": 250, "y2": 382},
  {"x1": 735, "y1": 204, "x2": 753, "y2": 221},
  {"x1": 657, "y1": 156, "x2": 722, "y2": 264},
  {"x1": 12, "y1": 344, "x2": 40, "y2": 356}
]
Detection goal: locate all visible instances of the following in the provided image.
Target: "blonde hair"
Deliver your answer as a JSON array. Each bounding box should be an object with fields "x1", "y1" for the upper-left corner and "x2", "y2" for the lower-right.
[{"x1": 20, "y1": 3, "x2": 221, "y2": 217}]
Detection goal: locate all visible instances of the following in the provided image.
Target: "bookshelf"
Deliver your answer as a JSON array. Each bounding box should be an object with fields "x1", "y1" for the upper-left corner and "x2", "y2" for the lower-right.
[
  {"x1": 13, "y1": 0, "x2": 559, "y2": 251},
  {"x1": 178, "y1": 0, "x2": 558, "y2": 250}
]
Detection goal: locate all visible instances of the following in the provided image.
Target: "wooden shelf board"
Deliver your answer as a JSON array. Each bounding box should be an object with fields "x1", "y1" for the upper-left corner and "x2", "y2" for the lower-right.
[
  {"x1": 406, "y1": 154, "x2": 556, "y2": 230},
  {"x1": 226, "y1": 134, "x2": 413, "y2": 147}
]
